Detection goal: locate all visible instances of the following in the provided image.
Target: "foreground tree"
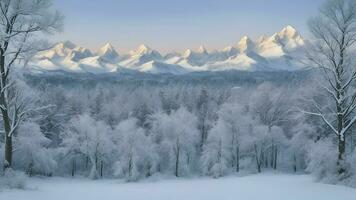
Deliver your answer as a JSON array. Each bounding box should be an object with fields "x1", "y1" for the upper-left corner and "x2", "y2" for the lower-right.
[
  {"x1": 14, "y1": 121, "x2": 56, "y2": 176},
  {"x1": 196, "y1": 88, "x2": 210, "y2": 149},
  {"x1": 113, "y1": 118, "x2": 158, "y2": 181},
  {"x1": 306, "y1": 0, "x2": 356, "y2": 171},
  {"x1": 201, "y1": 119, "x2": 232, "y2": 178},
  {"x1": 150, "y1": 107, "x2": 199, "y2": 177},
  {"x1": 205, "y1": 103, "x2": 247, "y2": 174},
  {"x1": 61, "y1": 114, "x2": 113, "y2": 179},
  {"x1": 250, "y1": 83, "x2": 291, "y2": 170},
  {"x1": 0, "y1": 0, "x2": 63, "y2": 170}
]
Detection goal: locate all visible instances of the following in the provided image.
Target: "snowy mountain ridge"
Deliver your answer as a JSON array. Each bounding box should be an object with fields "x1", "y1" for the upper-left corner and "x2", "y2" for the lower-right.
[{"x1": 29, "y1": 26, "x2": 307, "y2": 74}]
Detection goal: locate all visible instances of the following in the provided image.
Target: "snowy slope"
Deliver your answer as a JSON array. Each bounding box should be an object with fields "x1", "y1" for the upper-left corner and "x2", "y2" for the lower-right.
[
  {"x1": 181, "y1": 45, "x2": 210, "y2": 67},
  {"x1": 120, "y1": 45, "x2": 163, "y2": 69},
  {"x1": 1, "y1": 174, "x2": 356, "y2": 200},
  {"x1": 29, "y1": 42, "x2": 119, "y2": 73},
  {"x1": 205, "y1": 52, "x2": 270, "y2": 71},
  {"x1": 97, "y1": 43, "x2": 120, "y2": 63},
  {"x1": 237, "y1": 36, "x2": 256, "y2": 53},
  {"x1": 29, "y1": 26, "x2": 307, "y2": 74},
  {"x1": 139, "y1": 61, "x2": 188, "y2": 74}
]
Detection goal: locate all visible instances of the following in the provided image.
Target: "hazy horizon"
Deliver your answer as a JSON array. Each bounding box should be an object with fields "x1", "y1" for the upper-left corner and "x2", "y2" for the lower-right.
[{"x1": 52, "y1": 0, "x2": 325, "y2": 54}]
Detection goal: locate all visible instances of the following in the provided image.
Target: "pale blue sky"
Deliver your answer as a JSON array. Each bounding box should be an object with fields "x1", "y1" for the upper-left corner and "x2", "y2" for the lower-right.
[{"x1": 53, "y1": 0, "x2": 325, "y2": 53}]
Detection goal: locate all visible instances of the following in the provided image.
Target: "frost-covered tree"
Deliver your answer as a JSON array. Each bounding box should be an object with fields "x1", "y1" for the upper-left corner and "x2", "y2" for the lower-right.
[
  {"x1": 196, "y1": 88, "x2": 210, "y2": 148},
  {"x1": 14, "y1": 121, "x2": 56, "y2": 176},
  {"x1": 150, "y1": 107, "x2": 199, "y2": 177},
  {"x1": 3, "y1": 75, "x2": 349, "y2": 182},
  {"x1": 0, "y1": 0, "x2": 63, "y2": 170},
  {"x1": 201, "y1": 120, "x2": 231, "y2": 178},
  {"x1": 113, "y1": 118, "x2": 158, "y2": 181},
  {"x1": 202, "y1": 103, "x2": 247, "y2": 177},
  {"x1": 61, "y1": 114, "x2": 113, "y2": 179},
  {"x1": 250, "y1": 83, "x2": 291, "y2": 129},
  {"x1": 36, "y1": 87, "x2": 68, "y2": 146},
  {"x1": 242, "y1": 124, "x2": 286, "y2": 173},
  {"x1": 159, "y1": 90, "x2": 179, "y2": 114},
  {"x1": 305, "y1": 0, "x2": 356, "y2": 172},
  {"x1": 250, "y1": 83, "x2": 291, "y2": 169},
  {"x1": 218, "y1": 104, "x2": 247, "y2": 172},
  {"x1": 306, "y1": 139, "x2": 339, "y2": 182},
  {"x1": 243, "y1": 125, "x2": 265, "y2": 173},
  {"x1": 288, "y1": 120, "x2": 316, "y2": 172}
]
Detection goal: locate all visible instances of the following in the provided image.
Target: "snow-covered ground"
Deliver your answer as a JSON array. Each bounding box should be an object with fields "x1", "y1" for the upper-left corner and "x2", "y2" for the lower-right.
[{"x1": 1, "y1": 174, "x2": 356, "y2": 200}]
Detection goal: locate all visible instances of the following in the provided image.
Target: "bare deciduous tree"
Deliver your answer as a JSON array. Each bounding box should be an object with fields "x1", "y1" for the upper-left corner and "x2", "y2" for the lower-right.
[
  {"x1": 0, "y1": 0, "x2": 63, "y2": 170},
  {"x1": 305, "y1": 0, "x2": 356, "y2": 171}
]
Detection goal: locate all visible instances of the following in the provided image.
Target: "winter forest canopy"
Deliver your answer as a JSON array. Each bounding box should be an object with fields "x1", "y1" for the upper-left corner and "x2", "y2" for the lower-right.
[
  {"x1": 2, "y1": 69, "x2": 356, "y2": 185},
  {"x1": 1, "y1": 0, "x2": 356, "y2": 192}
]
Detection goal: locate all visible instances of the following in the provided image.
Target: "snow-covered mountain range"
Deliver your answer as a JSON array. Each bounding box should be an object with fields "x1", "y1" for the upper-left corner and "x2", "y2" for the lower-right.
[{"x1": 29, "y1": 26, "x2": 307, "y2": 74}]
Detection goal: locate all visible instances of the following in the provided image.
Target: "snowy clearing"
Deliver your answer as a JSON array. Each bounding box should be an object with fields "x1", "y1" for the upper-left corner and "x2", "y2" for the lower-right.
[{"x1": 1, "y1": 174, "x2": 356, "y2": 200}]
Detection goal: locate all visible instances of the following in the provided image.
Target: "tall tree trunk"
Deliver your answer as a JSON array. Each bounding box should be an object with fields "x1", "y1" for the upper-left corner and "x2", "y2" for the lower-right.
[
  {"x1": 100, "y1": 160, "x2": 103, "y2": 178},
  {"x1": 270, "y1": 143, "x2": 274, "y2": 168},
  {"x1": 254, "y1": 144, "x2": 261, "y2": 173},
  {"x1": 236, "y1": 146, "x2": 239, "y2": 173},
  {"x1": 293, "y1": 153, "x2": 297, "y2": 173},
  {"x1": 95, "y1": 153, "x2": 98, "y2": 171},
  {"x1": 128, "y1": 155, "x2": 132, "y2": 180},
  {"x1": 336, "y1": 29, "x2": 346, "y2": 173},
  {"x1": 71, "y1": 158, "x2": 76, "y2": 177},
  {"x1": 3, "y1": 131, "x2": 12, "y2": 170},
  {"x1": 336, "y1": 88, "x2": 346, "y2": 174},
  {"x1": 1, "y1": 51, "x2": 12, "y2": 170},
  {"x1": 85, "y1": 156, "x2": 89, "y2": 169},
  {"x1": 273, "y1": 146, "x2": 277, "y2": 170},
  {"x1": 200, "y1": 122, "x2": 207, "y2": 152},
  {"x1": 337, "y1": 109, "x2": 345, "y2": 162},
  {"x1": 89, "y1": 157, "x2": 98, "y2": 179},
  {"x1": 175, "y1": 141, "x2": 180, "y2": 177},
  {"x1": 187, "y1": 152, "x2": 190, "y2": 165},
  {"x1": 260, "y1": 150, "x2": 266, "y2": 168},
  {"x1": 27, "y1": 162, "x2": 33, "y2": 177},
  {"x1": 338, "y1": 135, "x2": 346, "y2": 161}
]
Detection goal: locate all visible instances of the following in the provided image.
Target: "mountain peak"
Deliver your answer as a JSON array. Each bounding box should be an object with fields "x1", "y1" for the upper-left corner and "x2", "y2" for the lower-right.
[
  {"x1": 97, "y1": 43, "x2": 119, "y2": 62},
  {"x1": 123, "y1": 44, "x2": 162, "y2": 67},
  {"x1": 101, "y1": 43, "x2": 114, "y2": 50},
  {"x1": 238, "y1": 36, "x2": 252, "y2": 45},
  {"x1": 130, "y1": 44, "x2": 154, "y2": 56},
  {"x1": 31, "y1": 26, "x2": 307, "y2": 74},
  {"x1": 42, "y1": 41, "x2": 77, "y2": 58},
  {"x1": 183, "y1": 49, "x2": 192, "y2": 58},
  {"x1": 55, "y1": 41, "x2": 76, "y2": 50},
  {"x1": 98, "y1": 43, "x2": 117, "y2": 55},
  {"x1": 278, "y1": 25, "x2": 299, "y2": 39},
  {"x1": 284, "y1": 25, "x2": 297, "y2": 31},
  {"x1": 138, "y1": 44, "x2": 150, "y2": 50},
  {"x1": 240, "y1": 35, "x2": 250, "y2": 41},
  {"x1": 197, "y1": 45, "x2": 208, "y2": 54},
  {"x1": 237, "y1": 36, "x2": 255, "y2": 53}
]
